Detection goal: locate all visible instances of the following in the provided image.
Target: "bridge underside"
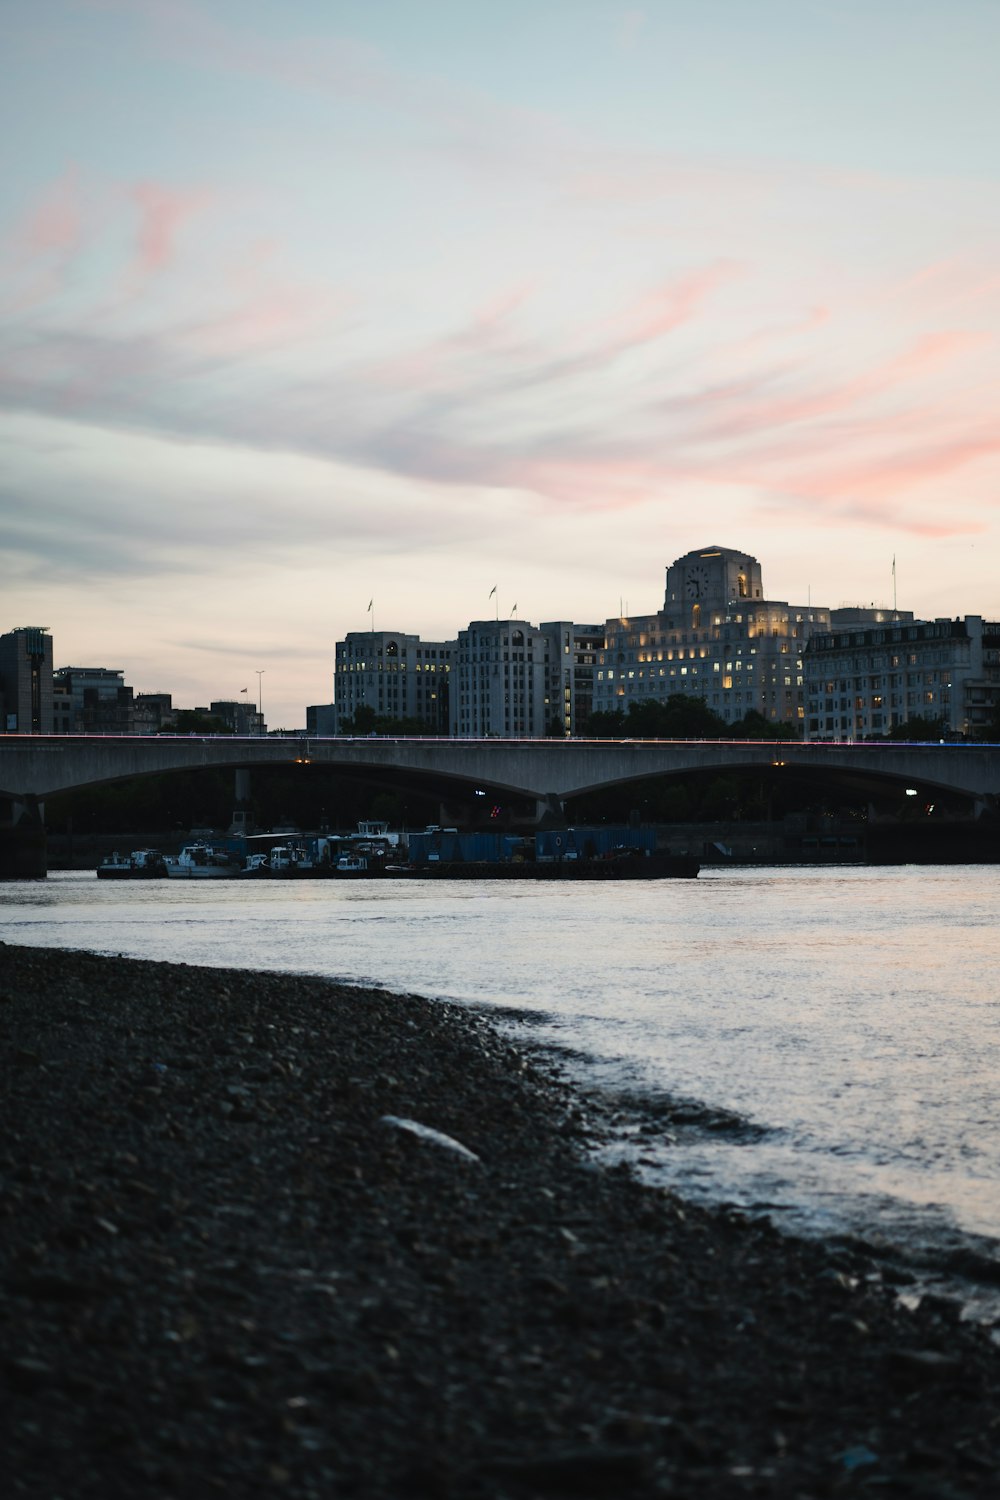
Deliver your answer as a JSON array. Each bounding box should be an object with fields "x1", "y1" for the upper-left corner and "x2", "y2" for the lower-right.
[
  {"x1": 2, "y1": 741, "x2": 998, "y2": 879},
  {"x1": 5, "y1": 751, "x2": 987, "y2": 831},
  {"x1": 567, "y1": 761, "x2": 984, "y2": 808}
]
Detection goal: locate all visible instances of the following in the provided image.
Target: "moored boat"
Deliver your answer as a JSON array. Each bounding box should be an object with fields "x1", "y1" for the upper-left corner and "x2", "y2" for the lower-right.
[
  {"x1": 96, "y1": 849, "x2": 169, "y2": 879},
  {"x1": 266, "y1": 844, "x2": 326, "y2": 877},
  {"x1": 329, "y1": 851, "x2": 381, "y2": 877},
  {"x1": 165, "y1": 843, "x2": 239, "y2": 879}
]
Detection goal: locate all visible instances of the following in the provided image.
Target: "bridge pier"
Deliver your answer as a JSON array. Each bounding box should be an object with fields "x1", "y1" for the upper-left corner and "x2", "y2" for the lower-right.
[
  {"x1": 534, "y1": 792, "x2": 566, "y2": 827},
  {"x1": 229, "y1": 769, "x2": 254, "y2": 836},
  {"x1": 0, "y1": 793, "x2": 47, "y2": 879}
]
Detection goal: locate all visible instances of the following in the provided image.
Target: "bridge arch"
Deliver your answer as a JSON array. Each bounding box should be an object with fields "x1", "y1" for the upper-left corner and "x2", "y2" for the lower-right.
[{"x1": 1, "y1": 735, "x2": 998, "y2": 816}]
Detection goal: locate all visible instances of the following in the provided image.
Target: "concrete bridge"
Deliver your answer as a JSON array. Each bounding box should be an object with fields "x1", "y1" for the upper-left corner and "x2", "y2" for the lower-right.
[{"x1": 3, "y1": 733, "x2": 1000, "y2": 830}]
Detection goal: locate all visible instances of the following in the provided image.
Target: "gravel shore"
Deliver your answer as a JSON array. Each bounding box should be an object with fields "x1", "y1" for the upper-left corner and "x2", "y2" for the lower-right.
[{"x1": 2, "y1": 941, "x2": 999, "y2": 1498}]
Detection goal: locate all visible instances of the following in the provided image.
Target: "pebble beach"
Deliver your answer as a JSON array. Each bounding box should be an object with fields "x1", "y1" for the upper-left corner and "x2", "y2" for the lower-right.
[{"x1": 2, "y1": 940, "x2": 999, "y2": 1498}]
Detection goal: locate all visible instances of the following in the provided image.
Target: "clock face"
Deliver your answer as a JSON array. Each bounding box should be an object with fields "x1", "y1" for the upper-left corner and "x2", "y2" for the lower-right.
[{"x1": 686, "y1": 566, "x2": 710, "y2": 598}]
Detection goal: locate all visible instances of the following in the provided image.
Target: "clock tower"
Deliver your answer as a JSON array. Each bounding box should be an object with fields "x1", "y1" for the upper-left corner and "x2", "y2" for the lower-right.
[{"x1": 664, "y1": 546, "x2": 764, "y2": 612}]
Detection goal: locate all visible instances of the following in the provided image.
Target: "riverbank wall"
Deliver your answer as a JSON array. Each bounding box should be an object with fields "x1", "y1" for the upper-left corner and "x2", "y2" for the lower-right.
[
  {"x1": 39, "y1": 815, "x2": 1000, "y2": 873},
  {"x1": 2, "y1": 941, "x2": 999, "y2": 1497}
]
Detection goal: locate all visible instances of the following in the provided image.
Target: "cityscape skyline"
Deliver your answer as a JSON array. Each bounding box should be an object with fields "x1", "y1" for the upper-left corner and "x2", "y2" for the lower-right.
[
  {"x1": 8, "y1": 538, "x2": 995, "y2": 740},
  {"x1": 4, "y1": 2, "x2": 1000, "y2": 728}
]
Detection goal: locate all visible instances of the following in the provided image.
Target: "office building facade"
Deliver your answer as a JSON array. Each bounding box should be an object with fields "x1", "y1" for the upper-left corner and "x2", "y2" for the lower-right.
[
  {"x1": 451, "y1": 619, "x2": 555, "y2": 739},
  {"x1": 593, "y1": 546, "x2": 830, "y2": 727},
  {"x1": 0, "y1": 627, "x2": 54, "y2": 734},
  {"x1": 334, "y1": 631, "x2": 453, "y2": 732},
  {"x1": 803, "y1": 615, "x2": 1000, "y2": 739},
  {"x1": 539, "y1": 621, "x2": 604, "y2": 737},
  {"x1": 210, "y1": 699, "x2": 265, "y2": 736}
]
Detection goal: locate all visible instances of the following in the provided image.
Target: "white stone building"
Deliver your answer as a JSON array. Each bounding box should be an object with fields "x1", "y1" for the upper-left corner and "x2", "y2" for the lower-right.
[
  {"x1": 803, "y1": 615, "x2": 1000, "y2": 739},
  {"x1": 334, "y1": 631, "x2": 453, "y2": 731},
  {"x1": 593, "y1": 546, "x2": 830, "y2": 728},
  {"x1": 451, "y1": 620, "x2": 554, "y2": 738}
]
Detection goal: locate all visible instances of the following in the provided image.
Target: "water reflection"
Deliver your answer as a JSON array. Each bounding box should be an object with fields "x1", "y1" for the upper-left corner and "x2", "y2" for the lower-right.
[{"x1": 4, "y1": 865, "x2": 1000, "y2": 1276}]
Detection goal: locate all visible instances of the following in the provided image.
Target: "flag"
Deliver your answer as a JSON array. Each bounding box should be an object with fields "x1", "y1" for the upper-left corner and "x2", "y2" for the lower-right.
[
  {"x1": 367, "y1": 599, "x2": 373, "y2": 611},
  {"x1": 240, "y1": 687, "x2": 248, "y2": 694},
  {"x1": 489, "y1": 585, "x2": 496, "y2": 598}
]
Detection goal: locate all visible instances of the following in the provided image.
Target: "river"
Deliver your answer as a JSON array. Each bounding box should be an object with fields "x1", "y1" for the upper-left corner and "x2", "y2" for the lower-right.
[{"x1": 3, "y1": 864, "x2": 999, "y2": 1315}]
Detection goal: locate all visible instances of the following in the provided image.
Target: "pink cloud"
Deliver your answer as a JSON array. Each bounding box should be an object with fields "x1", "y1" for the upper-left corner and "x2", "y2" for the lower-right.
[
  {"x1": 780, "y1": 429, "x2": 1000, "y2": 507},
  {"x1": 675, "y1": 328, "x2": 989, "y2": 450},
  {"x1": 0, "y1": 168, "x2": 91, "y2": 317},
  {"x1": 129, "y1": 181, "x2": 207, "y2": 277},
  {"x1": 0, "y1": 171, "x2": 212, "y2": 318},
  {"x1": 367, "y1": 283, "x2": 536, "y2": 390},
  {"x1": 599, "y1": 262, "x2": 743, "y2": 348},
  {"x1": 170, "y1": 284, "x2": 347, "y2": 360},
  {"x1": 23, "y1": 167, "x2": 85, "y2": 256},
  {"x1": 468, "y1": 283, "x2": 536, "y2": 337},
  {"x1": 368, "y1": 263, "x2": 738, "y2": 400},
  {"x1": 85, "y1": 0, "x2": 454, "y2": 129},
  {"x1": 719, "y1": 305, "x2": 831, "y2": 361},
  {"x1": 495, "y1": 453, "x2": 686, "y2": 512},
  {"x1": 887, "y1": 258, "x2": 1000, "y2": 314},
  {"x1": 494, "y1": 430, "x2": 998, "y2": 538}
]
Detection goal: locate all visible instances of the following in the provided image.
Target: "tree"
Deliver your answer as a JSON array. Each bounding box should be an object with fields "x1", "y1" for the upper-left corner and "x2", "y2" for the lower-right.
[
  {"x1": 884, "y1": 715, "x2": 954, "y2": 742},
  {"x1": 629, "y1": 695, "x2": 728, "y2": 739},
  {"x1": 583, "y1": 696, "x2": 727, "y2": 739},
  {"x1": 339, "y1": 705, "x2": 441, "y2": 737},
  {"x1": 339, "y1": 705, "x2": 377, "y2": 735},
  {"x1": 972, "y1": 702, "x2": 1000, "y2": 743},
  {"x1": 169, "y1": 710, "x2": 230, "y2": 735},
  {"x1": 582, "y1": 708, "x2": 627, "y2": 739},
  {"x1": 727, "y1": 710, "x2": 800, "y2": 741}
]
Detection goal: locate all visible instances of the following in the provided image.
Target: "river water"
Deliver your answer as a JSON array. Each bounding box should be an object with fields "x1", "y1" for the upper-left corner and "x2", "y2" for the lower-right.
[{"x1": 4, "y1": 865, "x2": 1000, "y2": 1314}]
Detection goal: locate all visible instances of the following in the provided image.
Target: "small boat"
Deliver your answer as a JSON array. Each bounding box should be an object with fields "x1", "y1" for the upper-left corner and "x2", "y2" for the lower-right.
[
  {"x1": 266, "y1": 844, "x2": 325, "y2": 878},
  {"x1": 329, "y1": 852, "x2": 380, "y2": 877},
  {"x1": 165, "y1": 843, "x2": 239, "y2": 879},
  {"x1": 96, "y1": 849, "x2": 169, "y2": 879}
]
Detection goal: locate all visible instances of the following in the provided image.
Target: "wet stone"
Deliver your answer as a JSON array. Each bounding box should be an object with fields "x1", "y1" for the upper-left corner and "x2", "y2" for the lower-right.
[{"x1": 1, "y1": 942, "x2": 999, "y2": 1500}]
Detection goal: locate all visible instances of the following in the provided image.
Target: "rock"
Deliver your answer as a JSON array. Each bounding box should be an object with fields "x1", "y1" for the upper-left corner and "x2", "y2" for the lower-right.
[
  {"x1": 484, "y1": 1445, "x2": 650, "y2": 1494},
  {"x1": 887, "y1": 1348, "x2": 965, "y2": 1387},
  {"x1": 2, "y1": 944, "x2": 1000, "y2": 1500},
  {"x1": 7, "y1": 1271, "x2": 95, "y2": 1302},
  {"x1": 378, "y1": 1115, "x2": 481, "y2": 1162},
  {"x1": 6, "y1": 1356, "x2": 54, "y2": 1392}
]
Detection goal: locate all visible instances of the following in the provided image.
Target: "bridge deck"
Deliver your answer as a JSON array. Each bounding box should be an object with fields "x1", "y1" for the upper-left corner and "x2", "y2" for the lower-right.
[{"x1": 1, "y1": 735, "x2": 998, "y2": 808}]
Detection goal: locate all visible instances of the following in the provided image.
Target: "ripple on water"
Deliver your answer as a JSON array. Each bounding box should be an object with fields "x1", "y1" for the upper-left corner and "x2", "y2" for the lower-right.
[{"x1": 5, "y1": 865, "x2": 1000, "y2": 1309}]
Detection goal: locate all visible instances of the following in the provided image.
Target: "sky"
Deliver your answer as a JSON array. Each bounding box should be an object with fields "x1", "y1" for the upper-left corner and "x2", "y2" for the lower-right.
[{"x1": 3, "y1": 0, "x2": 1000, "y2": 728}]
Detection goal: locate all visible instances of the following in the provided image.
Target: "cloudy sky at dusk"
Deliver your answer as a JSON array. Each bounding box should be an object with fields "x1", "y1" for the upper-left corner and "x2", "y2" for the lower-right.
[{"x1": 3, "y1": 0, "x2": 999, "y2": 727}]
